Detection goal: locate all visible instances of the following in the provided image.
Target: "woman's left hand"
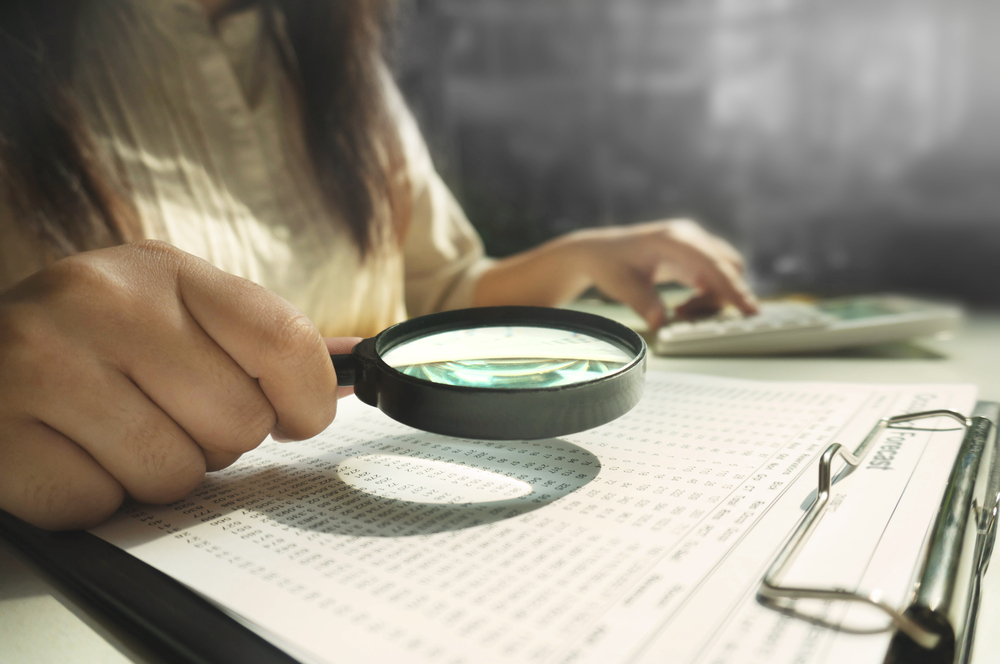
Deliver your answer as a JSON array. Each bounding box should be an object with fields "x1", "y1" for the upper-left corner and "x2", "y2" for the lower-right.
[{"x1": 473, "y1": 218, "x2": 758, "y2": 330}]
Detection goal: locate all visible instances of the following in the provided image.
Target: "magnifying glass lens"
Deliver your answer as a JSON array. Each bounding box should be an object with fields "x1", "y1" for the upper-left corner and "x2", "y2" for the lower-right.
[
  {"x1": 334, "y1": 307, "x2": 646, "y2": 440},
  {"x1": 380, "y1": 326, "x2": 633, "y2": 389}
]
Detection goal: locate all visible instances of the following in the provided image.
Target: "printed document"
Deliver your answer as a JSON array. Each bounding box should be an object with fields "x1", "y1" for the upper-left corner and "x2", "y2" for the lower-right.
[{"x1": 91, "y1": 371, "x2": 977, "y2": 664}]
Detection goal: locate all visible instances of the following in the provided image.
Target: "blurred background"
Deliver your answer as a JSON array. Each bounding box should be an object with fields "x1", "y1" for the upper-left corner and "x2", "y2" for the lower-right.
[{"x1": 391, "y1": 0, "x2": 1000, "y2": 305}]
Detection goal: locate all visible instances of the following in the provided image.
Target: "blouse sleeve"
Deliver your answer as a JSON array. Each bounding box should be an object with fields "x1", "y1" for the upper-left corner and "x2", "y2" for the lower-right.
[{"x1": 386, "y1": 75, "x2": 495, "y2": 319}]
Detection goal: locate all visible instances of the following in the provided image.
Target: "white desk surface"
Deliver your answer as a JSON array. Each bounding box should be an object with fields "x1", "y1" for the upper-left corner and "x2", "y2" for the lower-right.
[{"x1": 3, "y1": 309, "x2": 999, "y2": 664}]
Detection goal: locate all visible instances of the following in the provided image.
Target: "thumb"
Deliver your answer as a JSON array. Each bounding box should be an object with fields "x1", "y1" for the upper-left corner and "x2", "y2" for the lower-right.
[
  {"x1": 325, "y1": 336, "x2": 363, "y2": 398},
  {"x1": 325, "y1": 336, "x2": 363, "y2": 356}
]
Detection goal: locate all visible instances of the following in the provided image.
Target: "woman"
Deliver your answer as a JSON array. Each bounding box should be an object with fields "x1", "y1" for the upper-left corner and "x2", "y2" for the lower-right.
[{"x1": 0, "y1": 0, "x2": 757, "y2": 530}]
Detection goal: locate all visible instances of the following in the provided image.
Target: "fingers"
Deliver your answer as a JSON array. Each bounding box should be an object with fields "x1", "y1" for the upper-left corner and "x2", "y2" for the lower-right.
[
  {"x1": 701, "y1": 229, "x2": 745, "y2": 273},
  {"x1": 0, "y1": 240, "x2": 345, "y2": 529},
  {"x1": 30, "y1": 355, "x2": 207, "y2": 505},
  {"x1": 203, "y1": 449, "x2": 244, "y2": 472},
  {"x1": 595, "y1": 266, "x2": 669, "y2": 330},
  {"x1": 121, "y1": 311, "x2": 278, "y2": 457},
  {"x1": 692, "y1": 255, "x2": 758, "y2": 316},
  {"x1": 673, "y1": 292, "x2": 723, "y2": 321},
  {"x1": 656, "y1": 221, "x2": 758, "y2": 315},
  {"x1": 579, "y1": 219, "x2": 757, "y2": 327},
  {"x1": 714, "y1": 238, "x2": 745, "y2": 273},
  {"x1": 175, "y1": 254, "x2": 340, "y2": 442},
  {"x1": 0, "y1": 420, "x2": 126, "y2": 530}
]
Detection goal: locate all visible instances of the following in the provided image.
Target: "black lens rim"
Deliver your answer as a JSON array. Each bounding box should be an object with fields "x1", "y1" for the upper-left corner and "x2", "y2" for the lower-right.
[{"x1": 351, "y1": 306, "x2": 646, "y2": 440}]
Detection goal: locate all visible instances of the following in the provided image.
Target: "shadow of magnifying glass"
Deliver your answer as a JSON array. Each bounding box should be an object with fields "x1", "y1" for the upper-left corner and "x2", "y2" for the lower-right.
[{"x1": 218, "y1": 434, "x2": 601, "y2": 538}]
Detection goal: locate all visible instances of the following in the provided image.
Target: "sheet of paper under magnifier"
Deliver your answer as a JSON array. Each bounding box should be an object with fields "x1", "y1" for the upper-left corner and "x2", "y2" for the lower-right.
[{"x1": 90, "y1": 372, "x2": 977, "y2": 664}]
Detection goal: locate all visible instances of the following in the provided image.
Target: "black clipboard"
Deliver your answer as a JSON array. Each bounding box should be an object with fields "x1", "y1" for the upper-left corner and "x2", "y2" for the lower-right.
[
  {"x1": 758, "y1": 401, "x2": 1000, "y2": 664},
  {"x1": 0, "y1": 511, "x2": 299, "y2": 664}
]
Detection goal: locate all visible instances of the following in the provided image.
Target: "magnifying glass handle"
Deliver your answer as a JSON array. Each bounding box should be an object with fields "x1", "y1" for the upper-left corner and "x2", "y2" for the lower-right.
[{"x1": 330, "y1": 354, "x2": 356, "y2": 387}]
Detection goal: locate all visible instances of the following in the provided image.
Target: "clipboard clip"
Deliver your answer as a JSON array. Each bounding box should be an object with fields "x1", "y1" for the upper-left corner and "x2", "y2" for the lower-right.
[{"x1": 758, "y1": 408, "x2": 998, "y2": 656}]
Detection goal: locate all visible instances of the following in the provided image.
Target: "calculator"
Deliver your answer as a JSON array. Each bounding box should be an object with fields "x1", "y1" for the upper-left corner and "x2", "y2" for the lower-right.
[{"x1": 654, "y1": 294, "x2": 963, "y2": 356}]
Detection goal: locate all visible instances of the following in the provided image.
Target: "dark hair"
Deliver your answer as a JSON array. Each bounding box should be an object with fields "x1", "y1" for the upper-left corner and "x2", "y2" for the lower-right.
[{"x1": 0, "y1": 0, "x2": 407, "y2": 258}]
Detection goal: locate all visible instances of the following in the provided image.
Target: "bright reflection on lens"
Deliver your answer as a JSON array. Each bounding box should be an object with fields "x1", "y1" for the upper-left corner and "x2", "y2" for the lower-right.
[
  {"x1": 380, "y1": 325, "x2": 634, "y2": 389},
  {"x1": 397, "y1": 358, "x2": 625, "y2": 388}
]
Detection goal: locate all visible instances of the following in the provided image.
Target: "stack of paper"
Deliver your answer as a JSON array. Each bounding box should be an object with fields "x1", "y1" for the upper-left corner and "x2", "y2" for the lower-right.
[{"x1": 92, "y1": 371, "x2": 977, "y2": 664}]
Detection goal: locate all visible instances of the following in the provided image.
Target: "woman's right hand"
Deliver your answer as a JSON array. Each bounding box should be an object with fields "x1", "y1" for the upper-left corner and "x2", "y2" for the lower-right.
[{"x1": 0, "y1": 240, "x2": 342, "y2": 530}]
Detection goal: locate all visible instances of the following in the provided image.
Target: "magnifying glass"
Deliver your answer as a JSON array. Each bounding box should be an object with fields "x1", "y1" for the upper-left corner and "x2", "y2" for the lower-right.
[{"x1": 330, "y1": 306, "x2": 647, "y2": 440}]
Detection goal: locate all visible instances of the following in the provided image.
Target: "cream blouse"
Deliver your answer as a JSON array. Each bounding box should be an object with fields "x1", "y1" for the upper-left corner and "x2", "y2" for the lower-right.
[{"x1": 0, "y1": 0, "x2": 492, "y2": 339}]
